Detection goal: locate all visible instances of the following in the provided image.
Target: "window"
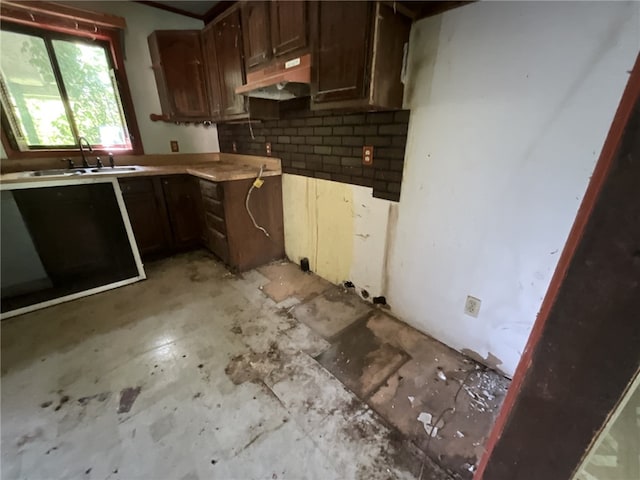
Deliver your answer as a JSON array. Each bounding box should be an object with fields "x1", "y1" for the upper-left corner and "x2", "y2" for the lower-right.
[{"x1": 0, "y1": 21, "x2": 141, "y2": 155}]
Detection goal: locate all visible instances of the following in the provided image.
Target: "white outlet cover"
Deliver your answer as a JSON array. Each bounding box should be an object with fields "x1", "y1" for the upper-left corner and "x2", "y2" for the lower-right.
[{"x1": 464, "y1": 295, "x2": 481, "y2": 318}]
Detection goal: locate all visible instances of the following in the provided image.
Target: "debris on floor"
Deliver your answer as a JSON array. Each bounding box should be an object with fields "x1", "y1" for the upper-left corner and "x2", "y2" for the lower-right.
[{"x1": 2, "y1": 251, "x2": 510, "y2": 480}]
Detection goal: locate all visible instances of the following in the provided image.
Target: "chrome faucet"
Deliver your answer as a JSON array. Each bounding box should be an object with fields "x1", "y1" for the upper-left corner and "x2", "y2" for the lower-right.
[{"x1": 78, "y1": 137, "x2": 93, "y2": 168}]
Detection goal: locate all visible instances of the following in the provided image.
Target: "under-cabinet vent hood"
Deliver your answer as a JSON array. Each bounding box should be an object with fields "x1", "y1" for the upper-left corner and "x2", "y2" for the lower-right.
[{"x1": 235, "y1": 54, "x2": 311, "y2": 101}]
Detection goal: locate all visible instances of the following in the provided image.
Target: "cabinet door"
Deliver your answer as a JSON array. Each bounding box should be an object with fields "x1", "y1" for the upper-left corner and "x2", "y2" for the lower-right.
[
  {"x1": 213, "y1": 10, "x2": 248, "y2": 117},
  {"x1": 120, "y1": 178, "x2": 172, "y2": 258},
  {"x1": 241, "y1": 2, "x2": 272, "y2": 70},
  {"x1": 270, "y1": 1, "x2": 307, "y2": 57},
  {"x1": 311, "y1": 1, "x2": 372, "y2": 103},
  {"x1": 201, "y1": 24, "x2": 223, "y2": 119},
  {"x1": 148, "y1": 31, "x2": 209, "y2": 118},
  {"x1": 161, "y1": 176, "x2": 202, "y2": 250}
]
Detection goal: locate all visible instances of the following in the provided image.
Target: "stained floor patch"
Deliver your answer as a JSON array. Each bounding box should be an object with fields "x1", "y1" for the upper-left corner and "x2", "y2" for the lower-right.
[
  {"x1": 292, "y1": 286, "x2": 371, "y2": 340},
  {"x1": 117, "y1": 386, "x2": 141, "y2": 414},
  {"x1": 315, "y1": 320, "x2": 410, "y2": 398},
  {"x1": 257, "y1": 262, "x2": 332, "y2": 303}
]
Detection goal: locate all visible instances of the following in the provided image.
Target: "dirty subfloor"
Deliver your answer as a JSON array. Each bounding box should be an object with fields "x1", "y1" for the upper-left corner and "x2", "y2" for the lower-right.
[{"x1": 1, "y1": 250, "x2": 509, "y2": 479}]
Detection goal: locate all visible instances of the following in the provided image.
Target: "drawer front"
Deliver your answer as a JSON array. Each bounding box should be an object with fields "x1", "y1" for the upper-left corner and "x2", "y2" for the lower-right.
[
  {"x1": 199, "y1": 179, "x2": 223, "y2": 200},
  {"x1": 205, "y1": 211, "x2": 226, "y2": 234},
  {"x1": 202, "y1": 195, "x2": 225, "y2": 217},
  {"x1": 207, "y1": 225, "x2": 229, "y2": 262},
  {"x1": 119, "y1": 177, "x2": 154, "y2": 195}
]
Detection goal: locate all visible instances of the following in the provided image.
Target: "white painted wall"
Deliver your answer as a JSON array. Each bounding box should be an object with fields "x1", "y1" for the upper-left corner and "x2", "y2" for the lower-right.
[
  {"x1": 388, "y1": 1, "x2": 640, "y2": 377},
  {"x1": 56, "y1": 1, "x2": 219, "y2": 155}
]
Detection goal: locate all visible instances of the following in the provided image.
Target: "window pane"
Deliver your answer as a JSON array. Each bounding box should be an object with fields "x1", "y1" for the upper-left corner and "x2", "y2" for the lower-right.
[
  {"x1": 0, "y1": 30, "x2": 74, "y2": 146},
  {"x1": 53, "y1": 39, "x2": 131, "y2": 149}
]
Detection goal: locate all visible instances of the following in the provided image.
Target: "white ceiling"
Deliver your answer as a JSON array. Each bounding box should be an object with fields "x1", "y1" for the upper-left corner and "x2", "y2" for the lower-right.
[{"x1": 146, "y1": 1, "x2": 220, "y2": 17}]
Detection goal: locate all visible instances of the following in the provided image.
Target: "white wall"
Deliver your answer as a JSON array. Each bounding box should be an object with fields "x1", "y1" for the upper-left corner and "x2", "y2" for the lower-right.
[
  {"x1": 387, "y1": 1, "x2": 639, "y2": 377},
  {"x1": 58, "y1": 1, "x2": 219, "y2": 155}
]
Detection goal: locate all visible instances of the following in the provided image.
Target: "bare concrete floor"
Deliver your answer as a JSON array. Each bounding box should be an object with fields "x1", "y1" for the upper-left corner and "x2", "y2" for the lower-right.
[{"x1": 2, "y1": 251, "x2": 508, "y2": 479}]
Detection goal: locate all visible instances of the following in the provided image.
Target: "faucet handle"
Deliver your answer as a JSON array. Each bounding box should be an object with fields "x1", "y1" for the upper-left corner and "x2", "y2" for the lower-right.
[
  {"x1": 108, "y1": 152, "x2": 115, "y2": 168},
  {"x1": 61, "y1": 158, "x2": 75, "y2": 169},
  {"x1": 95, "y1": 157, "x2": 104, "y2": 169}
]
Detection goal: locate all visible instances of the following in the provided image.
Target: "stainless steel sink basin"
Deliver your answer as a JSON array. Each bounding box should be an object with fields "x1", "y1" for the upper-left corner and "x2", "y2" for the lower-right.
[
  {"x1": 89, "y1": 166, "x2": 139, "y2": 174},
  {"x1": 31, "y1": 168, "x2": 87, "y2": 177},
  {"x1": 29, "y1": 166, "x2": 141, "y2": 177}
]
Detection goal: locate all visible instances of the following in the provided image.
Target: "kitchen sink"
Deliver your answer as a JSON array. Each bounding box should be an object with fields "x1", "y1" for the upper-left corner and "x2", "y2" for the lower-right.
[
  {"x1": 89, "y1": 166, "x2": 140, "y2": 173},
  {"x1": 30, "y1": 166, "x2": 141, "y2": 177},
  {"x1": 31, "y1": 168, "x2": 88, "y2": 177}
]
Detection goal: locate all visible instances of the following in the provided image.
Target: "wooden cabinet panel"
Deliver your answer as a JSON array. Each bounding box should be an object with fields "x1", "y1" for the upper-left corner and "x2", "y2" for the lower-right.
[
  {"x1": 213, "y1": 10, "x2": 248, "y2": 117},
  {"x1": 148, "y1": 30, "x2": 209, "y2": 119},
  {"x1": 201, "y1": 24, "x2": 223, "y2": 119},
  {"x1": 199, "y1": 179, "x2": 223, "y2": 200},
  {"x1": 223, "y1": 178, "x2": 285, "y2": 271},
  {"x1": 270, "y1": 1, "x2": 307, "y2": 57},
  {"x1": 311, "y1": 1, "x2": 372, "y2": 104},
  {"x1": 310, "y1": 1, "x2": 410, "y2": 111},
  {"x1": 161, "y1": 176, "x2": 203, "y2": 250},
  {"x1": 198, "y1": 177, "x2": 284, "y2": 271},
  {"x1": 120, "y1": 178, "x2": 172, "y2": 258},
  {"x1": 241, "y1": 2, "x2": 272, "y2": 70}
]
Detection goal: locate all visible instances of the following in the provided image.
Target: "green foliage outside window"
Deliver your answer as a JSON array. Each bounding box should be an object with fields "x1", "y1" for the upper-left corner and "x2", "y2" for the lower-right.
[{"x1": 0, "y1": 28, "x2": 130, "y2": 150}]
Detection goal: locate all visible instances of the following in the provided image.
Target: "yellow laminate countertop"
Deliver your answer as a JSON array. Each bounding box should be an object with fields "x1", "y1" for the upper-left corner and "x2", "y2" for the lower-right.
[{"x1": 0, "y1": 156, "x2": 281, "y2": 185}]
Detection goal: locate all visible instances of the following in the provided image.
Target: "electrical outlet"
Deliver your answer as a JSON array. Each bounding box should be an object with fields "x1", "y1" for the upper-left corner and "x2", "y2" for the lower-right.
[
  {"x1": 362, "y1": 145, "x2": 374, "y2": 165},
  {"x1": 464, "y1": 295, "x2": 481, "y2": 318},
  {"x1": 266, "y1": 142, "x2": 272, "y2": 156},
  {"x1": 232, "y1": 141, "x2": 237, "y2": 153},
  {"x1": 170, "y1": 140, "x2": 179, "y2": 152}
]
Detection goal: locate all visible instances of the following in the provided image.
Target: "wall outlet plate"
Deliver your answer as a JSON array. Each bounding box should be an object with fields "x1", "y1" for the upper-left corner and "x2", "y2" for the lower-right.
[
  {"x1": 362, "y1": 145, "x2": 374, "y2": 165},
  {"x1": 170, "y1": 140, "x2": 179, "y2": 152},
  {"x1": 232, "y1": 141, "x2": 237, "y2": 153},
  {"x1": 464, "y1": 295, "x2": 481, "y2": 317},
  {"x1": 266, "y1": 142, "x2": 272, "y2": 156}
]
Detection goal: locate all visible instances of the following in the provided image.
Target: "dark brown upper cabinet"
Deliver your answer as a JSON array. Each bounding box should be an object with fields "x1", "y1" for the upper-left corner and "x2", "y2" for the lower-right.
[
  {"x1": 201, "y1": 23, "x2": 224, "y2": 119},
  {"x1": 241, "y1": 2, "x2": 272, "y2": 70},
  {"x1": 211, "y1": 8, "x2": 249, "y2": 118},
  {"x1": 310, "y1": 1, "x2": 411, "y2": 111},
  {"x1": 148, "y1": 30, "x2": 210, "y2": 120},
  {"x1": 270, "y1": 1, "x2": 307, "y2": 58}
]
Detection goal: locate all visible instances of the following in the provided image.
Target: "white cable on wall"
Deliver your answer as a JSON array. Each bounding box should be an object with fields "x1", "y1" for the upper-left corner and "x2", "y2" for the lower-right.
[{"x1": 245, "y1": 165, "x2": 270, "y2": 238}]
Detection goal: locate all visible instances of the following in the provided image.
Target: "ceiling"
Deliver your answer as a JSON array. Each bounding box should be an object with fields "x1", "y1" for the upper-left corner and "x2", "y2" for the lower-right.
[
  {"x1": 136, "y1": 1, "x2": 473, "y2": 24},
  {"x1": 136, "y1": 1, "x2": 230, "y2": 22}
]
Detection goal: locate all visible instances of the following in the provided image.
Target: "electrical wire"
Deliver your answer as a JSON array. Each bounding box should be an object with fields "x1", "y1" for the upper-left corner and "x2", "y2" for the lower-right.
[
  {"x1": 245, "y1": 165, "x2": 270, "y2": 237},
  {"x1": 418, "y1": 368, "x2": 479, "y2": 480}
]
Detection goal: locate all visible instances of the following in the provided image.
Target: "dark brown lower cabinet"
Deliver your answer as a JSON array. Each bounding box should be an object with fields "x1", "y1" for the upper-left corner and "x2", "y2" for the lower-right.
[
  {"x1": 120, "y1": 174, "x2": 284, "y2": 270},
  {"x1": 120, "y1": 175, "x2": 202, "y2": 259},
  {"x1": 160, "y1": 176, "x2": 203, "y2": 250},
  {"x1": 119, "y1": 177, "x2": 172, "y2": 258},
  {"x1": 199, "y1": 176, "x2": 285, "y2": 271}
]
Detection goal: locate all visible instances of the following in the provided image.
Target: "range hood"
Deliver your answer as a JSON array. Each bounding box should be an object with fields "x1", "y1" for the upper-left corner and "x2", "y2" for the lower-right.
[{"x1": 235, "y1": 54, "x2": 311, "y2": 101}]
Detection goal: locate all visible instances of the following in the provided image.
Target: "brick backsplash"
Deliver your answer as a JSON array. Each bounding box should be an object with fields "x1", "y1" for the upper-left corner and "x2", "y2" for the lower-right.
[{"x1": 217, "y1": 107, "x2": 409, "y2": 202}]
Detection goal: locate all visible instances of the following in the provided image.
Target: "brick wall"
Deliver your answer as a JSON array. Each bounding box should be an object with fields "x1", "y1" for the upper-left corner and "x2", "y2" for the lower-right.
[{"x1": 217, "y1": 108, "x2": 409, "y2": 202}]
